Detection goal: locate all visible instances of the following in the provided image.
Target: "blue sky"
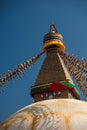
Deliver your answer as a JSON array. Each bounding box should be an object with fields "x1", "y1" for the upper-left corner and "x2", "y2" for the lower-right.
[{"x1": 0, "y1": 0, "x2": 87, "y2": 123}]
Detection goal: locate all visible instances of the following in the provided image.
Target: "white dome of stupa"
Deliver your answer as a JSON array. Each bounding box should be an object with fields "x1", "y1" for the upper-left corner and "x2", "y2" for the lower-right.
[{"x1": 0, "y1": 99, "x2": 87, "y2": 130}]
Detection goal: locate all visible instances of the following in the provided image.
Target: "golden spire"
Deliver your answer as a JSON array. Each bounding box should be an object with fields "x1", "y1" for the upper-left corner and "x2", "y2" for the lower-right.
[{"x1": 30, "y1": 25, "x2": 80, "y2": 102}]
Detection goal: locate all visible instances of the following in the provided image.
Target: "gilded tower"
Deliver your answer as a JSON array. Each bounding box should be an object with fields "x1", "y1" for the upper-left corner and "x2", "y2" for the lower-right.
[{"x1": 31, "y1": 24, "x2": 80, "y2": 102}]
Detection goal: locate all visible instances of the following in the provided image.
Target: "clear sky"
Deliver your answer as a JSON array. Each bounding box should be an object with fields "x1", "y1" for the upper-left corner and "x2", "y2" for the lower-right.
[{"x1": 0, "y1": 0, "x2": 87, "y2": 123}]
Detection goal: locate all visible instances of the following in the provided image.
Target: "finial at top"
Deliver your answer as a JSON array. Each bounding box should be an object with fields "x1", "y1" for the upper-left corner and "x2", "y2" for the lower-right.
[{"x1": 50, "y1": 24, "x2": 58, "y2": 33}]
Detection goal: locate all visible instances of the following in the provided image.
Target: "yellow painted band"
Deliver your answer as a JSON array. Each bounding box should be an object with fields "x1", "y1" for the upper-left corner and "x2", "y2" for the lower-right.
[{"x1": 42, "y1": 40, "x2": 65, "y2": 52}]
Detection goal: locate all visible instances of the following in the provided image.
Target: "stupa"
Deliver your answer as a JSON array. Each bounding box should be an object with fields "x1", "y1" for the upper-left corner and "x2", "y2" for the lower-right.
[{"x1": 0, "y1": 24, "x2": 87, "y2": 130}]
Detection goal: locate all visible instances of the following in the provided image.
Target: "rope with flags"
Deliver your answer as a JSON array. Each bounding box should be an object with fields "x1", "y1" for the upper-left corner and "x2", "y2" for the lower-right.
[
  {"x1": 0, "y1": 47, "x2": 87, "y2": 98},
  {"x1": 58, "y1": 49, "x2": 87, "y2": 96},
  {"x1": 0, "y1": 52, "x2": 44, "y2": 87}
]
